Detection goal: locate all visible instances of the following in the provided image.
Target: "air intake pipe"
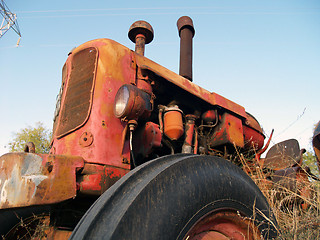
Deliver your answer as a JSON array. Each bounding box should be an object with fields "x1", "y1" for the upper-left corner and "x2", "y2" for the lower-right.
[
  {"x1": 177, "y1": 16, "x2": 195, "y2": 81},
  {"x1": 129, "y1": 20, "x2": 154, "y2": 56}
]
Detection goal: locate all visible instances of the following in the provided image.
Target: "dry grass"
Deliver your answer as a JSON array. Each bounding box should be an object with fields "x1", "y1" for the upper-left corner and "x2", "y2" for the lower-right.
[
  {"x1": 240, "y1": 154, "x2": 320, "y2": 240},
  {"x1": 2, "y1": 214, "x2": 49, "y2": 239}
]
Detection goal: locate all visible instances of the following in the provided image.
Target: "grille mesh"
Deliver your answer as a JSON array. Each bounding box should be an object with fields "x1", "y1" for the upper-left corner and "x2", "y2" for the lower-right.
[{"x1": 56, "y1": 47, "x2": 97, "y2": 138}]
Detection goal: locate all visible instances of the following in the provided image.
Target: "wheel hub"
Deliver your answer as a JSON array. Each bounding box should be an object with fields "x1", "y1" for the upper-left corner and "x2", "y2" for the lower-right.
[{"x1": 185, "y1": 210, "x2": 262, "y2": 240}]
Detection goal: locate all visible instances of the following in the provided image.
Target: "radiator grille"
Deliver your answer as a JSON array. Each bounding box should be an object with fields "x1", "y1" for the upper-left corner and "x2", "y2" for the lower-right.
[{"x1": 55, "y1": 47, "x2": 97, "y2": 138}]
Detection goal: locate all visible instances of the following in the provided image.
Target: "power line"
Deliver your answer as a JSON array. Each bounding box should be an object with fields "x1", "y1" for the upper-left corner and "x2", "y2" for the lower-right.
[
  {"x1": 275, "y1": 107, "x2": 307, "y2": 137},
  {"x1": 14, "y1": 6, "x2": 320, "y2": 19},
  {"x1": 16, "y1": 6, "x2": 320, "y2": 14}
]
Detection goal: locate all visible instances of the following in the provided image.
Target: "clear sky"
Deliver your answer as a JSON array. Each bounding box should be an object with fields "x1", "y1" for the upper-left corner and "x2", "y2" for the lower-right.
[{"x1": 1, "y1": 0, "x2": 319, "y2": 155}]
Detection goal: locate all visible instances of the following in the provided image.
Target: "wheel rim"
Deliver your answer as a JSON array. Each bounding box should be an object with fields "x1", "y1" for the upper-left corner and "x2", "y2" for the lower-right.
[{"x1": 184, "y1": 210, "x2": 262, "y2": 240}]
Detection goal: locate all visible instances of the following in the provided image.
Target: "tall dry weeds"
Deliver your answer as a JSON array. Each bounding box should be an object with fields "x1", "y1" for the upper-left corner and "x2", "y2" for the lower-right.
[{"x1": 239, "y1": 153, "x2": 320, "y2": 239}]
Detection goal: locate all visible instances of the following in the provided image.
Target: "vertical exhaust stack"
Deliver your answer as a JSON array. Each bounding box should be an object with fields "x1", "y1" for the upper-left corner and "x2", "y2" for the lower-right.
[
  {"x1": 129, "y1": 21, "x2": 154, "y2": 56},
  {"x1": 177, "y1": 16, "x2": 195, "y2": 81}
]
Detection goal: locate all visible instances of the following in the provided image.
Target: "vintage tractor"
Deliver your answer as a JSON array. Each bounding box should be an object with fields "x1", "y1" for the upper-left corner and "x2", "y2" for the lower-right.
[{"x1": 0, "y1": 17, "x2": 279, "y2": 239}]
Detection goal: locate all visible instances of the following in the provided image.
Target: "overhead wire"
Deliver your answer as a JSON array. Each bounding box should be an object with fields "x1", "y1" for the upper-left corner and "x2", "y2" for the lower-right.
[
  {"x1": 15, "y1": 6, "x2": 320, "y2": 19},
  {"x1": 274, "y1": 107, "x2": 306, "y2": 138}
]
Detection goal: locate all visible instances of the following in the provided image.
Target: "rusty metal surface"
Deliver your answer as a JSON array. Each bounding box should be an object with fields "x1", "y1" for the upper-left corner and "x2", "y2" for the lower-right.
[
  {"x1": 244, "y1": 112, "x2": 264, "y2": 133},
  {"x1": 296, "y1": 168, "x2": 312, "y2": 209},
  {"x1": 133, "y1": 122, "x2": 162, "y2": 158},
  {"x1": 186, "y1": 211, "x2": 261, "y2": 240},
  {"x1": 243, "y1": 125, "x2": 264, "y2": 151},
  {"x1": 136, "y1": 57, "x2": 246, "y2": 119},
  {"x1": 177, "y1": 16, "x2": 195, "y2": 81},
  {"x1": 134, "y1": 34, "x2": 147, "y2": 56},
  {"x1": 47, "y1": 27, "x2": 264, "y2": 204},
  {"x1": 0, "y1": 153, "x2": 84, "y2": 209},
  {"x1": 51, "y1": 39, "x2": 135, "y2": 169},
  {"x1": 79, "y1": 163, "x2": 129, "y2": 196},
  {"x1": 50, "y1": 38, "x2": 250, "y2": 170},
  {"x1": 0, "y1": 18, "x2": 276, "y2": 238},
  {"x1": 45, "y1": 229, "x2": 72, "y2": 240},
  {"x1": 182, "y1": 114, "x2": 197, "y2": 153},
  {"x1": 114, "y1": 84, "x2": 152, "y2": 121},
  {"x1": 243, "y1": 109, "x2": 265, "y2": 152},
  {"x1": 256, "y1": 129, "x2": 274, "y2": 160},
  {"x1": 128, "y1": 21, "x2": 154, "y2": 44},
  {"x1": 272, "y1": 166, "x2": 311, "y2": 209},
  {"x1": 273, "y1": 167, "x2": 299, "y2": 191},
  {"x1": 264, "y1": 139, "x2": 300, "y2": 170},
  {"x1": 128, "y1": 21, "x2": 154, "y2": 56},
  {"x1": 79, "y1": 131, "x2": 94, "y2": 147},
  {"x1": 209, "y1": 113, "x2": 244, "y2": 148},
  {"x1": 201, "y1": 110, "x2": 217, "y2": 123}
]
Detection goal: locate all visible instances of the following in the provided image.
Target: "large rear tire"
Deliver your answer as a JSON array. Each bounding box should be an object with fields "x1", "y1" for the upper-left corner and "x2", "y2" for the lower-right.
[{"x1": 70, "y1": 154, "x2": 279, "y2": 239}]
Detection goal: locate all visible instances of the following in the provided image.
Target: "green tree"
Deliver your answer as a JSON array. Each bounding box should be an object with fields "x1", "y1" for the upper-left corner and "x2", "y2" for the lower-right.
[
  {"x1": 303, "y1": 150, "x2": 319, "y2": 177},
  {"x1": 302, "y1": 122, "x2": 320, "y2": 177},
  {"x1": 8, "y1": 122, "x2": 52, "y2": 154}
]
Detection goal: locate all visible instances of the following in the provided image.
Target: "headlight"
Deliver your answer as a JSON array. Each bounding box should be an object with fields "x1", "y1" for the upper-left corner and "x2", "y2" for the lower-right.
[
  {"x1": 114, "y1": 85, "x2": 130, "y2": 117},
  {"x1": 114, "y1": 84, "x2": 152, "y2": 120}
]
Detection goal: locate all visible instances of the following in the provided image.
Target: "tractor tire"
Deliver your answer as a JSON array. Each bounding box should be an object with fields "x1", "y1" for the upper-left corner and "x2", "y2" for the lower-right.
[{"x1": 70, "y1": 154, "x2": 279, "y2": 240}]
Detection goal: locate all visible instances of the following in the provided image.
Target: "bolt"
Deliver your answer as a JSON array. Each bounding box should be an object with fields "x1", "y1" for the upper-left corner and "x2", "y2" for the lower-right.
[
  {"x1": 122, "y1": 158, "x2": 129, "y2": 164},
  {"x1": 46, "y1": 162, "x2": 53, "y2": 173}
]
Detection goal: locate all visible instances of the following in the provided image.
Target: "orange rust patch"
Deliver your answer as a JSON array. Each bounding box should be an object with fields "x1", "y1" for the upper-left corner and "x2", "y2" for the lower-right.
[{"x1": 0, "y1": 153, "x2": 84, "y2": 209}]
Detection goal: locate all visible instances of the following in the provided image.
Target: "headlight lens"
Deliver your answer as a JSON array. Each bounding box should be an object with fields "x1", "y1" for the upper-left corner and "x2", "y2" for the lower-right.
[
  {"x1": 114, "y1": 85, "x2": 130, "y2": 118},
  {"x1": 114, "y1": 84, "x2": 152, "y2": 120}
]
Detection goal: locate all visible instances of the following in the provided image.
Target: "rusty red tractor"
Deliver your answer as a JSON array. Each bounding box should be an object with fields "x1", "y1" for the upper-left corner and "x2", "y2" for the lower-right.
[{"x1": 0, "y1": 16, "x2": 285, "y2": 239}]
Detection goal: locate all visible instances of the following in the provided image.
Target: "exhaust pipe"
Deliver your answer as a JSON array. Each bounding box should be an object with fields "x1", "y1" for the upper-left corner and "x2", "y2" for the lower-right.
[{"x1": 177, "y1": 16, "x2": 195, "y2": 81}]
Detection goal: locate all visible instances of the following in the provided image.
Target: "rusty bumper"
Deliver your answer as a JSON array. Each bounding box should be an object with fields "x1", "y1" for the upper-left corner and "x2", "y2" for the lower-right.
[{"x1": 0, "y1": 153, "x2": 84, "y2": 209}]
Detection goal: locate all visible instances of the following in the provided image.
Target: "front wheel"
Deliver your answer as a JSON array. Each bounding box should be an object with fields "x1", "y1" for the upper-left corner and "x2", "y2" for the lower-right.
[{"x1": 70, "y1": 154, "x2": 279, "y2": 239}]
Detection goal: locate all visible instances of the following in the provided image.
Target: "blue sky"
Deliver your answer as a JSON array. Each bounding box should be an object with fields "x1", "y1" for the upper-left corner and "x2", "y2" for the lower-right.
[{"x1": 1, "y1": 0, "x2": 319, "y2": 155}]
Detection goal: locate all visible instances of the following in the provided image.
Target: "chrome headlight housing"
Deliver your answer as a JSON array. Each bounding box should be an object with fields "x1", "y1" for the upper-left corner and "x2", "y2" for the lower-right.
[
  {"x1": 114, "y1": 85, "x2": 130, "y2": 118},
  {"x1": 114, "y1": 84, "x2": 152, "y2": 120}
]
